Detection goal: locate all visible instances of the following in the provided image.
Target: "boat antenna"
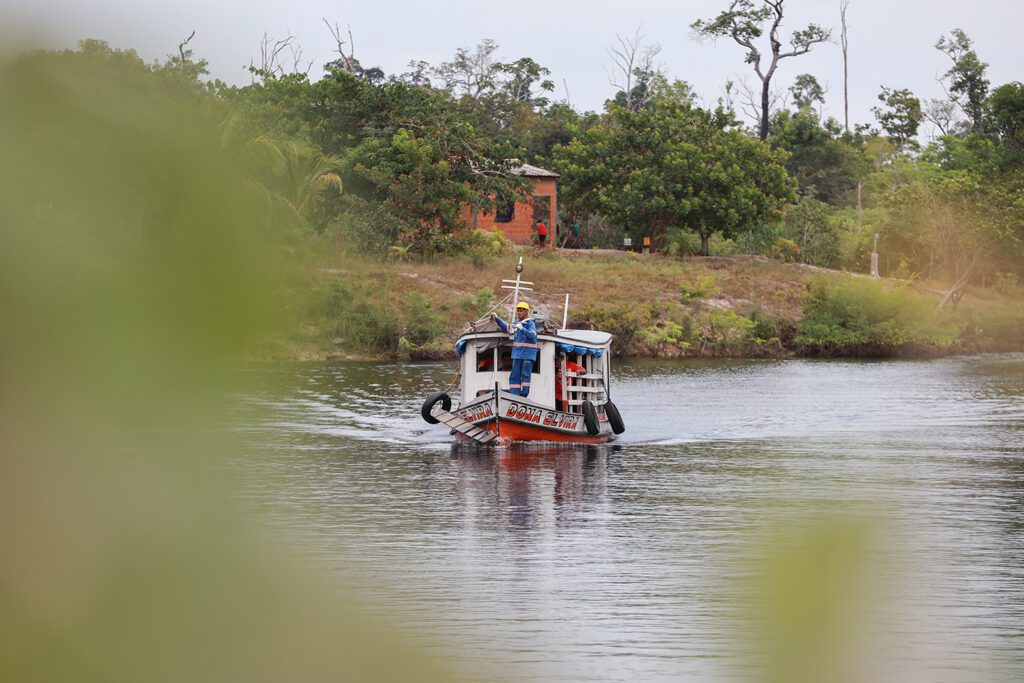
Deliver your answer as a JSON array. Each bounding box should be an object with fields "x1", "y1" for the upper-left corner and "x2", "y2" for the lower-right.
[
  {"x1": 562, "y1": 293, "x2": 570, "y2": 330},
  {"x1": 501, "y1": 256, "x2": 533, "y2": 319}
]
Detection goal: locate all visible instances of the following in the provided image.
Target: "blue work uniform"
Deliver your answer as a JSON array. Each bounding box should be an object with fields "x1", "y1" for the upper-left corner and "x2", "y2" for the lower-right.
[{"x1": 495, "y1": 316, "x2": 537, "y2": 396}]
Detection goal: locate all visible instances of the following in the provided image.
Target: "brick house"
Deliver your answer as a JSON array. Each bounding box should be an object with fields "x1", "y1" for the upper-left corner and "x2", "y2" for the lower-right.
[{"x1": 462, "y1": 163, "x2": 559, "y2": 246}]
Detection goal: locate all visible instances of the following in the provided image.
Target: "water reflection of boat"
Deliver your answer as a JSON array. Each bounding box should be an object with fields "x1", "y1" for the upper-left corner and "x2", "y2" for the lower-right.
[
  {"x1": 421, "y1": 259, "x2": 626, "y2": 445},
  {"x1": 450, "y1": 443, "x2": 618, "y2": 529}
]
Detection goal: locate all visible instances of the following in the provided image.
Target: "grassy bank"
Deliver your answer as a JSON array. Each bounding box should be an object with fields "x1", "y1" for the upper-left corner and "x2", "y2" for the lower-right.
[{"x1": 253, "y1": 248, "x2": 1024, "y2": 362}]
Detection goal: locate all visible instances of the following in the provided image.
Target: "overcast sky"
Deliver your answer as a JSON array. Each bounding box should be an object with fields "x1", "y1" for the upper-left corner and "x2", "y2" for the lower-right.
[{"x1": 3, "y1": 0, "x2": 1021, "y2": 135}]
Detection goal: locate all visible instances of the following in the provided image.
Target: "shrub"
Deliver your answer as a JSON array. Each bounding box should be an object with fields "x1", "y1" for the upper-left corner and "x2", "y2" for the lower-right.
[
  {"x1": 640, "y1": 322, "x2": 692, "y2": 352},
  {"x1": 311, "y1": 278, "x2": 447, "y2": 357},
  {"x1": 665, "y1": 227, "x2": 699, "y2": 257},
  {"x1": 458, "y1": 287, "x2": 494, "y2": 318},
  {"x1": 401, "y1": 293, "x2": 447, "y2": 347},
  {"x1": 680, "y1": 275, "x2": 720, "y2": 302},
  {"x1": 993, "y1": 272, "x2": 1024, "y2": 298},
  {"x1": 747, "y1": 307, "x2": 790, "y2": 344},
  {"x1": 769, "y1": 237, "x2": 802, "y2": 262},
  {"x1": 795, "y1": 278, "x2": 960, "y2": 354},
  {"x1": 704, "y1": 308, "x2": 756, "y2": 348},
  {"x1": 579, "y1": 302, "x2": 655, "y2": 356}
]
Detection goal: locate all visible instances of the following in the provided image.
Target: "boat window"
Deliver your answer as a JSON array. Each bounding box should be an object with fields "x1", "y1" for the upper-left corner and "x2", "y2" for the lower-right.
[
  {"x1": 478, "y1": 344, "x2": 541, "y2": 373},
  {"x1": 475, "y1": 348, "x2": 495, "y2": 373}
]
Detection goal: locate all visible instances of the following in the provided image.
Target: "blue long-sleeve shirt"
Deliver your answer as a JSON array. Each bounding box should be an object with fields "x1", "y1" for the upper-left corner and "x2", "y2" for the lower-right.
[{"x1": 495, "y1": 316, "x2": 538, "y2": 360}]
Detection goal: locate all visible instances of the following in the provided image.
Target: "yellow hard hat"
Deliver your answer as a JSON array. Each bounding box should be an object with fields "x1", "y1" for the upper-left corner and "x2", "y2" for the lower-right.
[{"x1": 515, "y1": 301, "x2": 530, "y2": 311}]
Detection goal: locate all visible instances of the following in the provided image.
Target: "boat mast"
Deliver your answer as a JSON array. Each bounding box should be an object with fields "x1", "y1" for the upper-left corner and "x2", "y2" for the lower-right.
[{"x1": 500, "y1": 257, "x2": 533, "y2": 322}]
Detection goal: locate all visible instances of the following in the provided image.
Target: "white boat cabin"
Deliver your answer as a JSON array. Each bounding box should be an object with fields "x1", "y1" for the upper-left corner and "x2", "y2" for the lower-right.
[{"x1": 456, "y1": 323, "x2": 613, "y2": 413}]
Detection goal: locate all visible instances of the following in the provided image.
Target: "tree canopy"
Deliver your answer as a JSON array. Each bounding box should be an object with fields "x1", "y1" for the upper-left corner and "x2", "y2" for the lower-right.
[
  {"x1": 554, "y1": 95, "x2": 794, "y2": 255},
  {"x1": 4, "y1": 29, "x2": 1022, "y2": 282},
  {"x1": 691, "y1": 0, "x2": 832, "y2": 140}
]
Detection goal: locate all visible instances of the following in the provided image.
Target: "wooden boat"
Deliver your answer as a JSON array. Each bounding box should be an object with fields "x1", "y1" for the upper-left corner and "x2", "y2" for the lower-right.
[{"x1": 421, "y1": 259, "x2": 625, "y2": 445}]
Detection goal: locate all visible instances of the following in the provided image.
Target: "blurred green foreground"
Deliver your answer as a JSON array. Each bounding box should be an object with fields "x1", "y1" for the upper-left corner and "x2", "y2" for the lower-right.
[
  {"x1": 0, "y1": 44, "x2": 902, "y2": 683},
  {"x1": 0, "y1": 45, "x2": 463, "y2": 683}
]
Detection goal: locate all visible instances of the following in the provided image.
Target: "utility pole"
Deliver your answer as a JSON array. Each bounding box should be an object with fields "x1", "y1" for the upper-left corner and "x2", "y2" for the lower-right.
[{"x1": 870, "y1": 232, "x2": 880, "y2": 279}]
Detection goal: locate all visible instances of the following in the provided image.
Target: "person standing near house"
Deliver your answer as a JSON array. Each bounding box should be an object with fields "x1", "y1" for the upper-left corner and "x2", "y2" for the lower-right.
[
  {"x1": 536, "y1": 219, "x2": 547, "y2": 246},
  {"x1": 491, "y1": 301, "x2": 537, "y2": 397}
]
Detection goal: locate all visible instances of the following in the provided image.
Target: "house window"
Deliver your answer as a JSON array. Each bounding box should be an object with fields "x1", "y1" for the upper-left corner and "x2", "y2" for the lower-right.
[{"x1": 495, "y1": 197, "x2": 514, "y2": 223}]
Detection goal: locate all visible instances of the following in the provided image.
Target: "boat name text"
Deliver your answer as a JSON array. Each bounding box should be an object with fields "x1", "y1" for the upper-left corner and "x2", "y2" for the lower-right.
[
  {"x1": 505, "y1": 402, "x2": 581, "y2": 430},
  {"x1": 457, "y1": 404, "x2": 495, "y2": 423}
]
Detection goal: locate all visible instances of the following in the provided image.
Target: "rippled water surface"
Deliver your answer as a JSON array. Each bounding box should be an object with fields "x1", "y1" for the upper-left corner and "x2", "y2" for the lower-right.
[{"x1": 237, "y1": 355, "x2": 1024, "y2": 681}]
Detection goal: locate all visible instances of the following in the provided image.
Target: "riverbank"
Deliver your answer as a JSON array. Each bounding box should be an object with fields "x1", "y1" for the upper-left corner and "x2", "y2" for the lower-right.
[{"x1": 254, "y1": 248, "x2": 1024, "y2": 362}]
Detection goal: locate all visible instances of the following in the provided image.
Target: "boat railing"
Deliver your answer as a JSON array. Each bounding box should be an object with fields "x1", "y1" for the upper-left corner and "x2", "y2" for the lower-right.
[{"x1": 564, "y1": 373, "x2": 607, "y2": 408}]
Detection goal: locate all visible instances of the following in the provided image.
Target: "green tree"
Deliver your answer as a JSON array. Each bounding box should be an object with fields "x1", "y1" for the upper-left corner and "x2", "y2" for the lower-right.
[
  {"x1": 554, "y1": 99, "x2": 795, "y2": 255},
  {"x1": 782, "y1": 197, "x2": 839, "y2": 267},
  {"x1": 250, "y1": 139, "x2": 344, "y2": 231},
  {"x1": 872, "y1": 87, "x2": 923, "y2": 151},
  {"x1": 509, "y1": 102, "x2": 597, "y2": 165},
  {"x1": 768, "y1": 108, "x2": 867, "y2": 204},
  {"x1": 870, "y1": 157, "x2": 1024, "y2": 280},
  {"x1": 219, "y1": 72, "x2": 317, "y2": 141},
  {"x1": 987, "y1": 82, "x2": 1024, "y2": 157},
  {"x1": 935, "y1": 28, "x2": 989, "y2": 132},
  {"x1": 789, "y1": 73, "x2": 826, "y2": 113},
  {"x1": 691, "y1": 0, "x2": 832, "y2": 140},
  {"x1": 498, "y1": 57, "x2": 555, "y2": 107},
  {"x1": 310, "y1": 71, "x2": 528, "y2": 252}
]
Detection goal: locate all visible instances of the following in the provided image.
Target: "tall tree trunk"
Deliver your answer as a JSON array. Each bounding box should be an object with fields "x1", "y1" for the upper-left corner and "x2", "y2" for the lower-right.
[
  {"x1": 841, "y1": 0, "x2": 850, "y2": 132},
  {"x1": 759, "y1": 79, "x2": 771, "y2": 140},
  {"x1": 700, "y1": 232, "x2": 710, "y2": 256}
]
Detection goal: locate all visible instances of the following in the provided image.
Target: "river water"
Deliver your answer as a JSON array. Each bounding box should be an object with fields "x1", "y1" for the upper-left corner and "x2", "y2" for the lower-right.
[{"x1": 238, "y1": 354, "x2": 1024, "y2": 682}]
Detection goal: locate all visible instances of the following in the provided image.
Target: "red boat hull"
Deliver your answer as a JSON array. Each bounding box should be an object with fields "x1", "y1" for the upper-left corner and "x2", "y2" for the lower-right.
[
  {"x1": 454, "y1": 418, "x2": 613, "y2": 444},
  {"x1": 452, "y1": 391, "x2": 615, "y2": 445}
]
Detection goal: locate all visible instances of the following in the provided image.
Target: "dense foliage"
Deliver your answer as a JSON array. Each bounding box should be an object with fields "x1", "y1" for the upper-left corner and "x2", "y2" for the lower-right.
[
  {"x1": 553, "y1": 93, "x2": 795, "y2": 254},
  {"x1": 4, "y1": 22, "x2": 1021, "y2": 358},
  {"x1": 795, "y1": 279, "x2": 961, "y2": 355}
]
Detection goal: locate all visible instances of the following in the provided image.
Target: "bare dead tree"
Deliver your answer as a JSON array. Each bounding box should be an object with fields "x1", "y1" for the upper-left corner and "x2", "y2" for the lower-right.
[
  {"x1": 924, "y1": 97, "x2": 959, "y2": 138},
  {"x1": 732, "y1": 74, "x2": 787, "y2": 129},
  {"x1": 432, "y1": 39, "x2": 502, "y2": 97},
  {"x1": 936, "y1": 255, "x2": 976, "y2": 310},
  {"x1": 606, "y1": 29, "x2": 662, "y2": 112},
  {"x1": 288, "y1": 42, "x2": 314, "y2": 76},
  {"x1": 840, "y1": 0, "x2": 850, "y2": 132},
  {"x1": 250, "y1": 32, "x2": 298, "y2": 81},
  {"x1": 692, "y1": 0, "x2": 832, "y2": 140},
  {"x1": 323, "y1": 19, "x2": 359, "y2": 74},
  {"x1": 178, "y1": 30, "x2": 196, "y2": 63}
]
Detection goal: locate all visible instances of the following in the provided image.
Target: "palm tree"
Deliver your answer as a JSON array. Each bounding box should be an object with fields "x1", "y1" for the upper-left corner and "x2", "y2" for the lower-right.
[{"x1": 252, "y1": 138, "x2": 344, "y2": 226}]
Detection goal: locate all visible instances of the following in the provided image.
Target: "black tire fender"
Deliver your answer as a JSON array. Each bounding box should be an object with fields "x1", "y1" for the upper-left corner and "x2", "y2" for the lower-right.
[
  {"x1": 421, "y1": 392, "x2": 452, "y2": 424},
  {"x1": 605, "y1": 400, "x2": 625, "y2": 434},
  {"x1": 582, "y1": 400, "x2": 600, "y2": 436}
]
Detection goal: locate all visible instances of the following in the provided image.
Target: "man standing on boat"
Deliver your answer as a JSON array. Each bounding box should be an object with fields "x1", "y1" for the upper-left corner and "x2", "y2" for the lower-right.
[{"x1": 492, "y1": 301, "x2": 537, "y2": 397}]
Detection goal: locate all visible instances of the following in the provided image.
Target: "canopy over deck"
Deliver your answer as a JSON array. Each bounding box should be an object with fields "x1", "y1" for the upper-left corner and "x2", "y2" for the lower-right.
[
  {"x1": 455, "y1": 327, "x2": 611, "y2": 358},
  {"x1": 546, "y1": 330, "x2": 612, "y2": 346}
]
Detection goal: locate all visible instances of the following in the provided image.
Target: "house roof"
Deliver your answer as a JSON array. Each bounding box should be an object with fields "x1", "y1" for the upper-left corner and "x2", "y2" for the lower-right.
[{"x1": 512, "y1": 162, "x2": 560, "y2": 178}]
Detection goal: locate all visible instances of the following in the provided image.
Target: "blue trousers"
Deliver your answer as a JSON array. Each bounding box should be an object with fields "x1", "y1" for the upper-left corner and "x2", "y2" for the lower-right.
[{"x1": 509, "y1": 359, "x2": 533, "y2": 396}]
